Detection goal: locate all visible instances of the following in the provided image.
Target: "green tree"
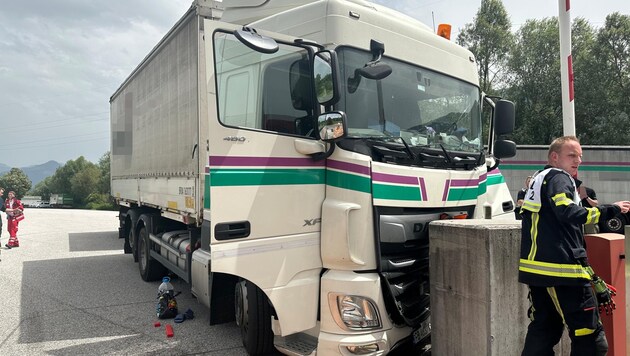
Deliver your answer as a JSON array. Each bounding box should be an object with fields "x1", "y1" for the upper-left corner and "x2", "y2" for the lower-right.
[
  {"x1": 595, "y1": 12, "x2": 630, "y2": 109},
  {"x1": 30, "y1": 176, "x2": 53, "y2": 201},
  {"x1": 587, "y1": 111, "x2": 630, "y2": 145},
  {"x1": 0, "y1": 168, "x2": 32, "y2": 198},
  {"x1": 85, "y1": 193, "x2": 114, "y2": 210},
  {"x1": 97, "y1": 151, "x2": 111, "y2": 194},
  {"x1": 457, "y1": 0, "x2": 514, "y2": 94},
  {"x1": 48, "y1": 156, "x2": 93, "y2": 196},
  {"x1": 587, "y1": 12, "x2": 630, "y2": 145},
  {"x1": 505, "y1": 14, "x2": 630, "y2": 145},
  {"x1": 70, "y1": 164, "x2": 100, "y2": 206},
  {"x1": 30, "y1": 153, "x2": 114, "y2": 209},
  {"x1": 570, "y1": 18, "x2": 600, "y2": 144},
  {"x1": 507, "y1": 18, "x2": 563, "y2": 144}
]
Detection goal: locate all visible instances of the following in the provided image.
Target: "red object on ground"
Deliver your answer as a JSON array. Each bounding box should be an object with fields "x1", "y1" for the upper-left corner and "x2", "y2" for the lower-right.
[
  {"x1": 165, "y1": 324, "x2": 174, "y2": 338},
  {"x1": 154, "y1": 321, "x2": 161, "y2": 327}
]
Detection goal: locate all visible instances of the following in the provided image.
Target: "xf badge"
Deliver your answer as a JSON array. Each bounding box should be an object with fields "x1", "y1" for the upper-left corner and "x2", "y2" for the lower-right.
[{"x1": 303, "y1": 218, "x2": 321, "y2": 226}]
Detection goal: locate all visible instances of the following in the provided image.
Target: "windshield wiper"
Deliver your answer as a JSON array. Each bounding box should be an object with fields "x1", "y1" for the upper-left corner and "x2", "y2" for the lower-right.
[
  {"x1": 398, "y1": 136, "x2": 416, "y2": 160},
  {"x1": 438, "y1": 144, "x2": 453, "y2": 164},
  {"x1": 362, "y1": 136, "x2": 415, "y2": 160}
]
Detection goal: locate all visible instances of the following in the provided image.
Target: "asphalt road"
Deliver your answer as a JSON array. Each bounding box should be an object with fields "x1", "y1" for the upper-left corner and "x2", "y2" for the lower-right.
[{"x1": 0, "y1": 208, "x2": 249, "y2": 355}]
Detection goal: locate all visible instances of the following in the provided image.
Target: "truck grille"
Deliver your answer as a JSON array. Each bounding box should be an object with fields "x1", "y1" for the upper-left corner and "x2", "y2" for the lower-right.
[{"x1": 376, "y1": 207, "x2": 473, "y2": 327}]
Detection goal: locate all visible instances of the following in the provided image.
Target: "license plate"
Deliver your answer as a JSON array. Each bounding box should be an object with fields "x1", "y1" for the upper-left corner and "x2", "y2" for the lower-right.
[{"x1": 412, "y1": 319, "x2": 431, "y2": 344}]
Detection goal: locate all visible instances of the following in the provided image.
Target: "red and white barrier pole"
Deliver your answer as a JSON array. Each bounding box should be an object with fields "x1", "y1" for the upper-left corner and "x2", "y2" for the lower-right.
[{"x1": 558, "y1": 0, "x2": 575, "y2": 136}]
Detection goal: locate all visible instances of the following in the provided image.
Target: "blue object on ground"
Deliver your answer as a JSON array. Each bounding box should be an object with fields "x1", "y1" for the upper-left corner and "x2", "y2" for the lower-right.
[
  {"x1": 174, "y1": 314, "x2": 185, "y2": 323},
  {"x1": 184, "y1": 308, "x2": 194, "y2": 320}
]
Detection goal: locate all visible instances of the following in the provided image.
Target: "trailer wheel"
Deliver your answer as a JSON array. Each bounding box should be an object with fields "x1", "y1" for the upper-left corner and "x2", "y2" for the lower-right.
[
  {"x1": 124, "y1": 226, "x2": 139, "y2": 262},
  {"x1": 138, "y1": 226, "x2": 165, "y2": 281},
  {"x1": 123, "y1": 230, "x2": 132, "y2": 254},
  {"x1": 235, "y1": 280, "x2": 274, "y2": 355}
]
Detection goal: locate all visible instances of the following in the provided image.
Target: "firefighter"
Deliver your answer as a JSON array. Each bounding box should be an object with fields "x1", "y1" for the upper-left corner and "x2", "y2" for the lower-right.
[{"x1": 519, "y1": 136, "x2": 630, "y2": 355}]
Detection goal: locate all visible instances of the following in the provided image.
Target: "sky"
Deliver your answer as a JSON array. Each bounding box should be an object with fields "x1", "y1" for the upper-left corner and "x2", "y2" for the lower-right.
[{"x1": 1, "y1": 0, "x2": 628, "y2": 168}]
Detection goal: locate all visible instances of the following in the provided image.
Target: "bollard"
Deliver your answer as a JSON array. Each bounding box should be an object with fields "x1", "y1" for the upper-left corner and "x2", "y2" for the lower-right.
[
  {"x1": 585, "y1": 232, "x2": 626, "y2": 356},
  {"x1": 626, "y1": 225, "x2": 630, "y2": 356}
]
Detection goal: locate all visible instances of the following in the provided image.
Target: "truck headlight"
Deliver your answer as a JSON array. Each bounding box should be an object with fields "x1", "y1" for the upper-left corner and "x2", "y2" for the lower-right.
[{"x1": 329, "y1": 293, "x2": 382, "y2": 330}]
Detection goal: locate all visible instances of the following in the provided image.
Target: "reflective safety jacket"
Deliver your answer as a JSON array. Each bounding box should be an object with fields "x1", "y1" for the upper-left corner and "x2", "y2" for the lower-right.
[{"x1": 518, "y1": 166, "x2": 621, "y2": 286}]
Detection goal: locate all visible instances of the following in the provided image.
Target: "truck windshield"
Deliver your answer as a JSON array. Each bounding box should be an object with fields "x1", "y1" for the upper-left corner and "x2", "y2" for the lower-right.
[{"x1": 336, "y1": 47, "x2": 482, "y2": 153}]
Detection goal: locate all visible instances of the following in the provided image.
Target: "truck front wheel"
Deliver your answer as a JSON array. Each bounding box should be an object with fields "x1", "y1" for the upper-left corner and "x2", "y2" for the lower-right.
[
  {"x1": 235, "y1": 280, "x2": 274, "y2": 355},
  {"x1": 138, "y1": 226, "x2": 166, "y2": 281}
]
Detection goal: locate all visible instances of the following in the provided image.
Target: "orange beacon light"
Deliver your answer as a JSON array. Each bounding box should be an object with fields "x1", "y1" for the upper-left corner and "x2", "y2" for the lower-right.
[{"x1": 437, "y1": 23, "x2": 452, "y2": 40}]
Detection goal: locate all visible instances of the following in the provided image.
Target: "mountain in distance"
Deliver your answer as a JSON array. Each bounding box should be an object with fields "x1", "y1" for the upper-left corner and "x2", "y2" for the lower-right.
[{"x1": 0, "y1": 160, "x2": 61, "y2": 186}]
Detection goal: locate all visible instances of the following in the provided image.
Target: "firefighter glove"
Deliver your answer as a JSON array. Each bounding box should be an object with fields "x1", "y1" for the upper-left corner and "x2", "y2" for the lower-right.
[{"x1": 592, "y1": 276, "x2": 616, "y2": 315}]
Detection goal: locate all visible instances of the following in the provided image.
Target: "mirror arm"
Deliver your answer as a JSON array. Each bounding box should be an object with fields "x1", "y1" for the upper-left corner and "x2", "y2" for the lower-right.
[
  {"x1": 294, "y1": 38, "x2": 324, "y2": 50},
  {"x1": 310, "y1": 143, "x2": 335, "y2": 161},
  {"x1": 487, "y1": 157, "x2": 501, "y2": 172}
]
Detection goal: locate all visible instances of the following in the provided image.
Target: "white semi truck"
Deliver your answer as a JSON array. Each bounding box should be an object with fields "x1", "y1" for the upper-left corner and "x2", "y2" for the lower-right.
[{"x1": 110, "y1": 0, "x2": 517, "y2": 354}]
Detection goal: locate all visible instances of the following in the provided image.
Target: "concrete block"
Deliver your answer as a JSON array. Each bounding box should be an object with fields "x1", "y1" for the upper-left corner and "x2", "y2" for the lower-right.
[
  {"x1": 429, "y1": 219, "x2": 576, "y2": 355},
  {"x1": 429, "y1": 219, "x2": 527, "y2": 355}
]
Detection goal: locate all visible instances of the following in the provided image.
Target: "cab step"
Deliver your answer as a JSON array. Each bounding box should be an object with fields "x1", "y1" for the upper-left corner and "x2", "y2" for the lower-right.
[{"x1": 274, "y1": 333, "x2": 317, "y2": 356}]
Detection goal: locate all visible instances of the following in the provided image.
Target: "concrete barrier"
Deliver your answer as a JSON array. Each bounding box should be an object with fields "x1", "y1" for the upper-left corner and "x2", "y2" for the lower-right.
[{"x1": 429, "y1": 219, "x2": 573, "y2": 355}]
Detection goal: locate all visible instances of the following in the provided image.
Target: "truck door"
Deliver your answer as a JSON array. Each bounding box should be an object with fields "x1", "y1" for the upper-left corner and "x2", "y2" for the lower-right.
[{"x1": 202, "y1": 20, "x2": 324, "y2": 335}]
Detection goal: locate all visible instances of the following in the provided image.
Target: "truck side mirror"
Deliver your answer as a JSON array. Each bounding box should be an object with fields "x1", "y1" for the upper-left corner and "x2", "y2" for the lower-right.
[
  {"x1": 318, "y1": 111, "x2": 347, "y2": 142},
  {"x1": 494, "y1": 139, "x2": 516, "y2": 159},
  {"x1": 233, "y1": 27, "x2": 279, "y2": 54},
  {"x1": 313, "y1": 51, "x2": 340, "y2": 106},
  {"x1": 493, "y1": 99, "x2": 515, "y2": 135}
]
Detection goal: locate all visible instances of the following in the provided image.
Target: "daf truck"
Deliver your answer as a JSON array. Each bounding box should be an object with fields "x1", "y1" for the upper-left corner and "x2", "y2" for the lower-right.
[{"x1": 110, "y1": 0, "x2": 516, "y2": 354}]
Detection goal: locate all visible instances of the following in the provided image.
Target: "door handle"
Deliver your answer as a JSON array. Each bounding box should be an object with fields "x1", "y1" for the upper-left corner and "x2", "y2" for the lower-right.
[{"x1": 215, "y1": 221, "x2": 251, "y2": 240}]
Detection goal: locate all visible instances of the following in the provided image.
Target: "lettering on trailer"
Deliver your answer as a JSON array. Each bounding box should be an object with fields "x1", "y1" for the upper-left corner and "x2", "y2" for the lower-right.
[{"x1": 179, "y1": 187, "x2": 194, "y2": 196}]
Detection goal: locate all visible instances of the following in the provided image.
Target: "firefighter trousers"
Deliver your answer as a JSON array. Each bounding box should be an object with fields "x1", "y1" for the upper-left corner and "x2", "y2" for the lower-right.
[{"x1": 521, "y1": 284, "x2": 608, "y2": 356}]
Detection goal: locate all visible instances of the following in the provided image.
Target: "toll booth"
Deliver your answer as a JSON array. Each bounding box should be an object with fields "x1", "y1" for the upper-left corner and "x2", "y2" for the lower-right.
[{"x1": 585, "y1": 232, "x2": 626, "y2": 356}]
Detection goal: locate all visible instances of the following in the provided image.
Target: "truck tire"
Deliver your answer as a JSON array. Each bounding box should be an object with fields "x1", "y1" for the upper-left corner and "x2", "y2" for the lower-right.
[
  {"x1": 235, "y1": 280, "x2": 274, "y2": 355},
  {"x1": 123, "y1": 231, "x2": 132, "y2": 254},
  {"x1": 600, "y1": 215, "x2": 625, "y2": 234},
  {"x1": 124, "y1": 227, "x2": 139, "y2": 262},
  {"x1": 138, "y1": 226, "x2": 166, "y2": 281}
]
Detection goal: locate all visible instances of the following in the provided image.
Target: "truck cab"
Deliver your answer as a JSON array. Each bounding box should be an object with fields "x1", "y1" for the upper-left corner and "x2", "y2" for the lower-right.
[{"x1": 203, "y1": 2, "x2": 515, "y2": 354}]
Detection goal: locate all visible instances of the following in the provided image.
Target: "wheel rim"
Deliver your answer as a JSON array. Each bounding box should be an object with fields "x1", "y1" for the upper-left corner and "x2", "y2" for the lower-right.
[
  {"x1": 235, "y1": 282, "x2": 249, "y2": 336},
  {"x1": 128, "y1": 228, "x2": 135, "y2": 250},
  {"x1": 139, "y1": 230, "x2": 147, "y2": 271},
  {"x1": 235, "y1": 283, "x2": 243, "y2": 327},
  {"x1": 607, "y1": 217, "x2": 622, "y2": 232}
]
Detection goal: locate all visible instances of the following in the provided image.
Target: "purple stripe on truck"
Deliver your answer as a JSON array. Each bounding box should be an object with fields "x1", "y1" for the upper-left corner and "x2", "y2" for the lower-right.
[{"x1": 209, "y1": 156, "x2": 325, "y2": 167}]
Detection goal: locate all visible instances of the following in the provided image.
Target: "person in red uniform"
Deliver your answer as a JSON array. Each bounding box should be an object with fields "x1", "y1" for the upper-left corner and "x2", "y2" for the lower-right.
[
  {"x1": 4, "y1": 191, "x2": 24, "y2": 248},
  {"x1": 0, "y1": 188, "x2": 5, "y2": 241}
]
